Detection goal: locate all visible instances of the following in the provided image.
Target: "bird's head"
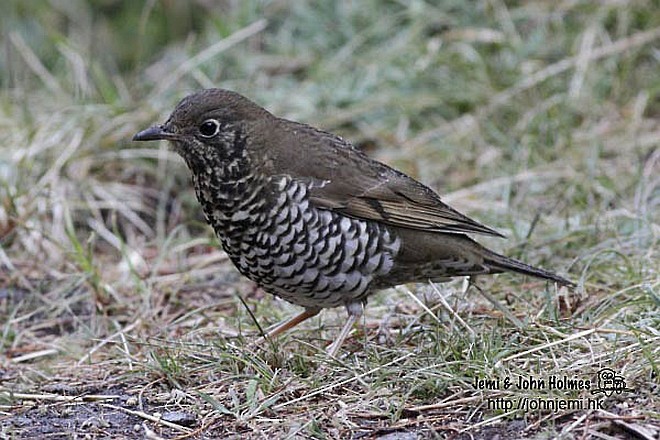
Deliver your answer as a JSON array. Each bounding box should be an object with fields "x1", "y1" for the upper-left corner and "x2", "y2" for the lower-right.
[{"x1": 133, "y1": 89, "x2": 270, "y2": 168}]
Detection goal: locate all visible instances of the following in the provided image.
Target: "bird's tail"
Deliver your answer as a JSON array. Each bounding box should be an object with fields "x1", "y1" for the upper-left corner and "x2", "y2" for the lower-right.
[{"x1": 483, "y1": 248, "x2": 575, "y2": 287}]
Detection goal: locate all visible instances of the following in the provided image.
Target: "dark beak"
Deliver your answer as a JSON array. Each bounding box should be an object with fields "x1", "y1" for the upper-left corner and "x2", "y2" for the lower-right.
[{"x1": 132, "y1": 125, "x2": 178, "y2": 142}]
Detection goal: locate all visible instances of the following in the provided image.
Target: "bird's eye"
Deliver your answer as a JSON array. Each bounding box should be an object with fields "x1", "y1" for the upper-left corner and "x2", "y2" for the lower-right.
[{"x1": 199, "y1": 119, "x2": 220, "y2": 138}]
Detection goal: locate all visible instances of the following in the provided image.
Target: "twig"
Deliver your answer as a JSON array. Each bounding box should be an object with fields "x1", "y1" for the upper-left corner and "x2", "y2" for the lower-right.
[
  {"x1": 78, "y1": 319, "x2": 141, "y2": 365},
  {"x1": 0, "y1": 392, "x2": 120, "y2": 402},
  {"x1": 407, "y1": 395, "x2": 483, "y2": 412},
  {"x1": 471, "y1": 283, "x2": 525, "y2": 330},
  {"x1": 10, "y1": 349, "x2": 59, "y2": 363},
  {"x1": 498, "y1": 328, "x2": 596, "y2": 364},
  {"x1": 399, "y1": 286, "x2": 443, "y2": 326},
  {"x1": 100, "y1": 403, "x2": 193, "y2": 433},
  {"x1": 428, "y1": 282, "x2": 476, "y2": 337}
]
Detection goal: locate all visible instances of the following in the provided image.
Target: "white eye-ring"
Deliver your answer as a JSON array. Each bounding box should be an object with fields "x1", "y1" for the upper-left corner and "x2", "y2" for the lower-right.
[{"x1": 199, "y1": 119, "x2": 220, "y2": 138}]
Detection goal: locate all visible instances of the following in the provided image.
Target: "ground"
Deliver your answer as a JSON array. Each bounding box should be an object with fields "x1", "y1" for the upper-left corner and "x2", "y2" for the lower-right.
[{"x1": 1, "y1": 1, "x2": 658, "y2": 439}]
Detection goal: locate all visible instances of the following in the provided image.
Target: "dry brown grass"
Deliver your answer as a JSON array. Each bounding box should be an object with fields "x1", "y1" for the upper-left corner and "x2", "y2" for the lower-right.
[{"x1": 1, "y1": 1, "x2": 658, "y2": 438}]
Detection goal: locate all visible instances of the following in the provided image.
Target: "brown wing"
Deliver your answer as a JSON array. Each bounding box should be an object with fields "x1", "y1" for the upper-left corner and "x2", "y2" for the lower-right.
[{"x1": 254, "y1": 118, "x2": 504, "y2": 238}]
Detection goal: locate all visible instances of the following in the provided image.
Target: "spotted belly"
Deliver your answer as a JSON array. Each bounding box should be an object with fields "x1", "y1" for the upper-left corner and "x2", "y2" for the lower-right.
[{"x1": 218, "y1": 178, "x2": 401, "y2": 309}]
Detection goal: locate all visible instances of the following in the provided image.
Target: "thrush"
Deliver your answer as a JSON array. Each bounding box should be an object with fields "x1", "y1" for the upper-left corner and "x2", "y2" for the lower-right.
[{"x1": 133, "y1": 88, "x2": 573, "y2": 355}]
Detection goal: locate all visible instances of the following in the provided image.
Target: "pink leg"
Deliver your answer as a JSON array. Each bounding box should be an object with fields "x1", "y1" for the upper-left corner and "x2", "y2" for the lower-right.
[
  {"x1": 257, "y1": 308, "x2": 321, "y2": 343},
  {"x1": 326, "y1": 302, "x2": 363, "y2": 357}
]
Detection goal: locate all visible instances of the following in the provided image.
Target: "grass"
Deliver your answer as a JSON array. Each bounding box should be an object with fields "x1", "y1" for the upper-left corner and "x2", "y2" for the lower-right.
[{"x1": 1, "y1": 0, "x2": 658, "y2": 438}]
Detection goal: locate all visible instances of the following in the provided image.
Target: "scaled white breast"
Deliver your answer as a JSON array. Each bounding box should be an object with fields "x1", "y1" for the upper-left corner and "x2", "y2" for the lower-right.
[{"x1": 223, "y1": 177, "x2": 401, "y2": 308}]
